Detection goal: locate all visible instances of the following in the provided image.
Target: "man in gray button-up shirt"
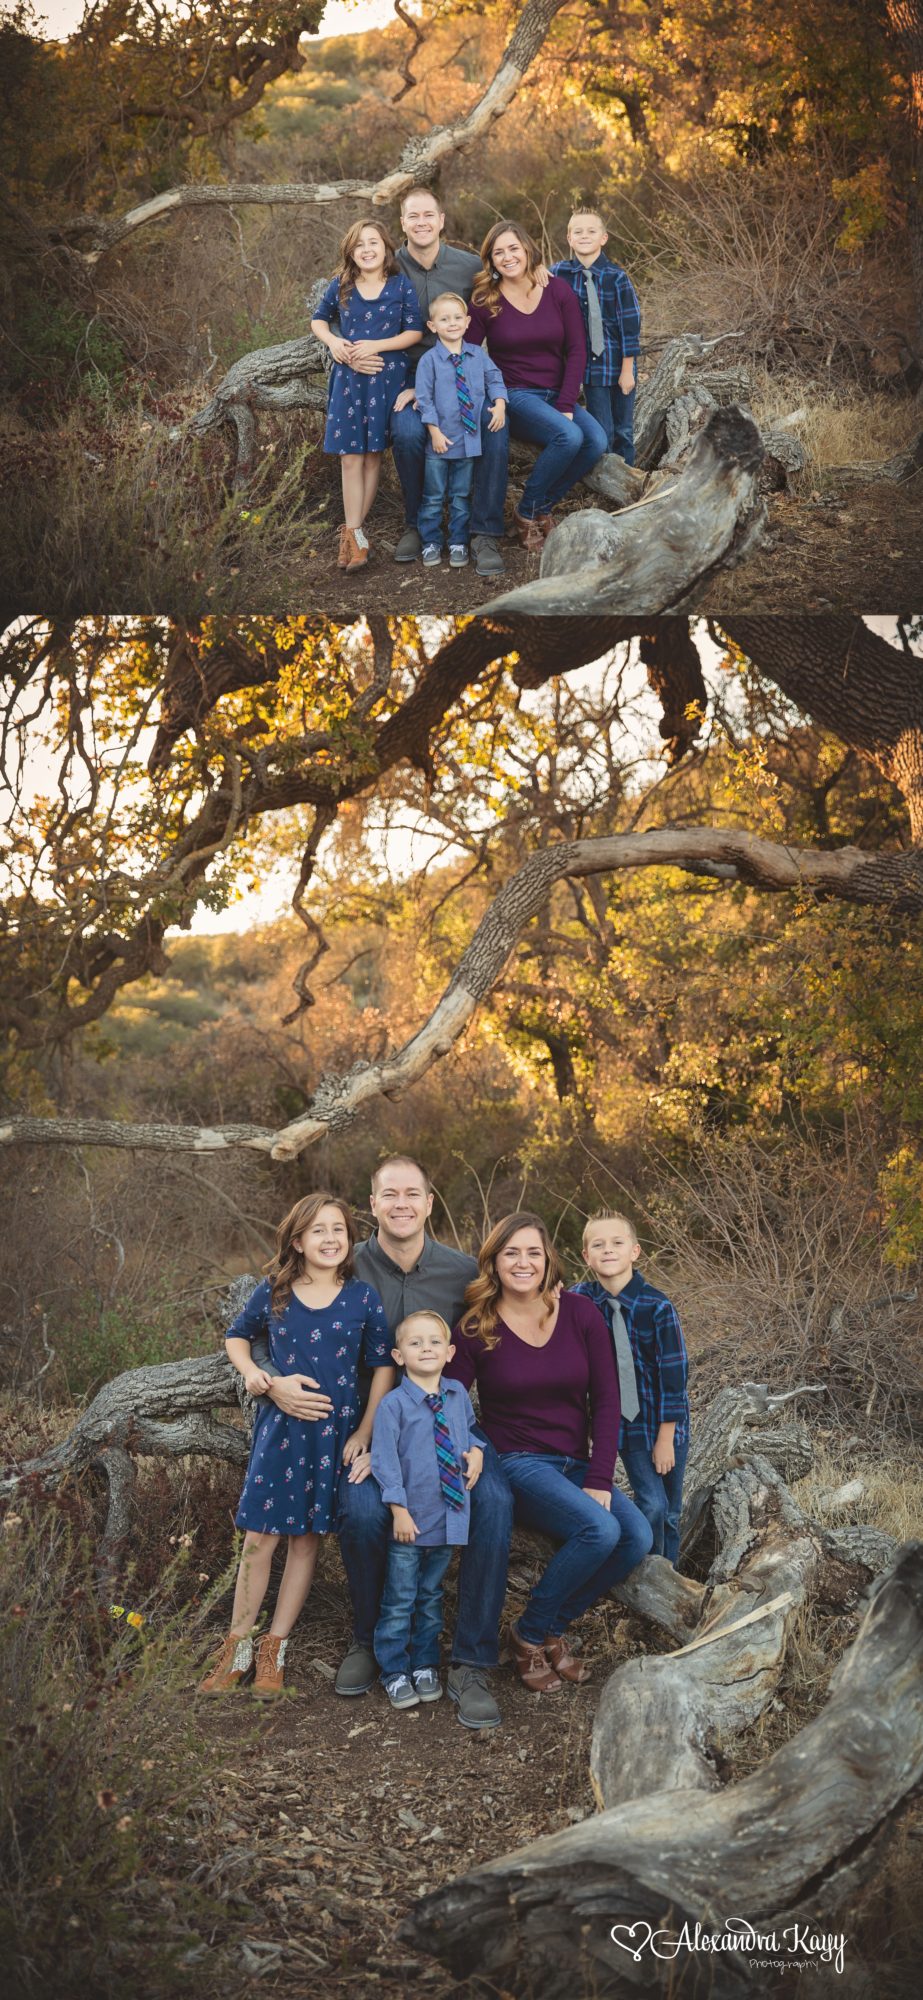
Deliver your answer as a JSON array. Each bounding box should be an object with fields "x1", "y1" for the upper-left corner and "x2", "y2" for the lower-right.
[{"x1": 254, "y1": 1153, "x2": 511, "y2": 1728}]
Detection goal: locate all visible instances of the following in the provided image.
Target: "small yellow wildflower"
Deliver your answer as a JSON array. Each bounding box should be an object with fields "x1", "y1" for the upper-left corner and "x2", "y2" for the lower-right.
[
  {"x1": 126, "y1": 1611, "x2": 144, "y2": 1630},
  {"x1": 110, "y1": 1605, "x2": 125, "y2": 1618}
]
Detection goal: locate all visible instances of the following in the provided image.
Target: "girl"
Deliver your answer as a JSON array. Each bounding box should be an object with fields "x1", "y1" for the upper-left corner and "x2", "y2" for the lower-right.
[
  {"x1": 311, "y1": 220, "x2": 423, "y2": 573},
  {"x1": 199, "y1": 1193, "x2": 394, "y2": 1698},
  {"x1": 466, "y1": 220, "x2": 606, "y2": 550},
  {"x1": 447, "y1": 1212, "x2": 652, "y2": 1695}
]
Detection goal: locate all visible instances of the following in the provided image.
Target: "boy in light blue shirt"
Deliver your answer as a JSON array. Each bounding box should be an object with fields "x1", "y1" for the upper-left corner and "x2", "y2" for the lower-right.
[
  {"x1": 370, "y1": 1310, "x2": 482, "y2": 1710},
  {"x1": 413, "y1": 292, "x2": 507, "y2": 569}
]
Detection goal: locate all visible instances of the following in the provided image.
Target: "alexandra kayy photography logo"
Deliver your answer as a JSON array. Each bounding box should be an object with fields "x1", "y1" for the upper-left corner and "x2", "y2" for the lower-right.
[{"x1": 610, "y1": 1917, "x2": 847, "y2": 1976}]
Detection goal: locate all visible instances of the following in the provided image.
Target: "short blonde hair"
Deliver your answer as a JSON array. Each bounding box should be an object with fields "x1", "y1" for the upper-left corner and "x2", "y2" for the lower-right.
[
  {"x1": 428, "y1": 292, "x2": 468, "y2": 316},
  {"x1": 582, "y1": 1210, "x2": 639, "y2": 1252},
  {"x1": 568, "y1": 207, "x2": 606, "y2": 228},
  {"x1": 394, "y1": 1310, "x2": 452, "y2": 1345}
]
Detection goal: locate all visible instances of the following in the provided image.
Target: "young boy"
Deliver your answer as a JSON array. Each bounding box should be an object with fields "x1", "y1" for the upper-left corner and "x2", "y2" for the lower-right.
[
  {"x1": 573, "y1": 1212, "x2": 689, "y2": 1566},
  {"x1": 370, "y1": 1310, "x2": 483, "y2": 1710},
  {"x1": 551, "y1": 210, "x2": 641, "y2": 464},
  {"x1": 412, "y1": 293, "x2": 507, "y2": 568}
]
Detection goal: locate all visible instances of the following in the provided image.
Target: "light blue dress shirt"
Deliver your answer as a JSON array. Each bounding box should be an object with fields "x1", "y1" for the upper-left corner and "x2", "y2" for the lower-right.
[{"x1": 371, "y1": 1375, "x2": 478, "y2": 1545}]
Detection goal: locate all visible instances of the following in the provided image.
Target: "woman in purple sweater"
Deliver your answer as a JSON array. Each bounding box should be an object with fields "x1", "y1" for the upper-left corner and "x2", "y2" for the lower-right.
[
  {"x1": 466, "y1": 222, "x2": 608, "y2": 551},
  {"x1": 448, "y1": 1212, "x2": 652, "y2": 1694}
]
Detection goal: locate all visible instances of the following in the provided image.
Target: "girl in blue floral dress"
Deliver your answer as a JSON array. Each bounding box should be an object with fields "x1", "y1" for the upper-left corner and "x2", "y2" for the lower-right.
[
  {"x1": 311, "y1": 218, "x2": 422, "y2": 572},
  {"x1": 199, "y1": 1192, "x2": 393, "y2": 1698}
]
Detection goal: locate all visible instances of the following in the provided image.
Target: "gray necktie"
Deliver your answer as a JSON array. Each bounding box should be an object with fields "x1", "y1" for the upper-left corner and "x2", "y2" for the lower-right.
[
  {"x1": 605, "y1": 1294, "x2": 640, "y2": 1420},
  {"x1": 585, "y1": 270, "x2": 606, "y2": 358}
]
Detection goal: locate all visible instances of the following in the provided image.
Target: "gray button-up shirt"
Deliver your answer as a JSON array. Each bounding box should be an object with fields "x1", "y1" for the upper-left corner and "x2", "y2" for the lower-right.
[{"x1": 371, "y1": 1375, "x2": 477, "y2": 1545}]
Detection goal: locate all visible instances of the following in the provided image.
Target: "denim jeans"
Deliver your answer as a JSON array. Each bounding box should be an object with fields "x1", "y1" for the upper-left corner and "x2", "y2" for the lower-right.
[
  {"x1": 620, "y1": 1437, "x2": 689, "y2": 1566},
  {"x1": 582, "y1": 379, "x2": 637, "y2": 465},
  {"x1": 498, "y1": 1452, "x2": 653, "y2": 1644},
  {"x1": 373, "y1": 1542, "x2": 453, "y2": 1678},
  {"x1": 505, "y1": 387, "x2": 608, "y2": 519},
  {"x1": 337, "y1": 1435, "x2": 513, "y2": 1666},
  {"x1": 417, "y1": 453, "x2": 474, "y2": 547},
  {"x1": 390, "y1": 397, "x2": 508, "y2": 537}
]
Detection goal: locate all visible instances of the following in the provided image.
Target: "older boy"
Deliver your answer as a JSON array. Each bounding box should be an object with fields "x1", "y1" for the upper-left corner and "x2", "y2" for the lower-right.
[
  {"x1": 414, "y1": 292, "x2": 507, "y2": 568},
  {"x1": 372, "y1": 1311, "x2": 482, "y2": 1708},
  {"x1": 551, "y1": 208, "x2": 642, "y2": 464},
  {"x1": 573, "y1": 1211, "x2": 690, "y2": 1565}
]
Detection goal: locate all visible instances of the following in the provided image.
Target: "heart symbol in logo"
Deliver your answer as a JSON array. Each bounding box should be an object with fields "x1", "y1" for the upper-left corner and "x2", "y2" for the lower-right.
[{"x1": 610, "y1": 1922, "x2": 654, "y2": 1962}]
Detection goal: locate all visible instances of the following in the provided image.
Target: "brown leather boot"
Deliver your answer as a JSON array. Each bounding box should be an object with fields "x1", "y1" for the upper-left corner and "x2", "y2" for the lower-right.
[
  {"x1": 506, "y1": 1621, "x2": 562, "y2": 1693},
  {"x1": 197, "y1": 1633, "x2": 253, "y2": 1695},
  {"x1": 343, "y1": 527, "x2": 370, "y2": 572},
  {"x1": 511, "y1": 510, "x2": 546, "y2": 554},
  {"x1": 337, "y1": 524, "x2": 351, "y2": 569},
  {"x1": 253, "y1": 1633, "x2": 288, "y2": 1698},
  {"x1": 545, "y1": 1634, "x2": 591, "y2": 1683}
]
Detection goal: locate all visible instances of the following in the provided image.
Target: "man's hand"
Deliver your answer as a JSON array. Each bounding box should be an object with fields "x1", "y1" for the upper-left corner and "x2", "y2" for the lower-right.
[
  {"x1": 585, "y1": 1486, "x2": 612, "y2": 1510},
  {"x1": 392, "y1": 386, "x2": 417, "y2": 413},
  {"x1": 463, "y1": 1445, "x2": 483, "y2": 1490},
  {"x1": 429, "y1": 426, "x2": 454, "y2": 454},
  {"x1": 266, "y1": 1374, "x2": 333, "y2": 1421},
  {"x1": 391, "y1": 1505, "x2": 419, "y2": 1543},
  {"x1": 487, "y1": 400, "x2": 506, "y2": 432}
]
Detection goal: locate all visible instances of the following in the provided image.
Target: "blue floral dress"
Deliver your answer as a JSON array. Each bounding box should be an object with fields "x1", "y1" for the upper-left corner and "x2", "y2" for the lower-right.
[
  {"x1": 314, "y1": 273, "x2": 423, "y2": 454},
  {"x1": 230, "y1": 1277, "x2": 392, "y2": 1534}
]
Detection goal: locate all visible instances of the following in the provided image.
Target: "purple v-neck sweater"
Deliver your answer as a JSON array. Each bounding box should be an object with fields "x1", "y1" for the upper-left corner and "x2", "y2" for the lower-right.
[
  {"x1": 466, "y1": 277, "x2": 587, "y2": 414},
  {"x1": 446, "y1": 1290, "x2": 621, "y2": 1485}
]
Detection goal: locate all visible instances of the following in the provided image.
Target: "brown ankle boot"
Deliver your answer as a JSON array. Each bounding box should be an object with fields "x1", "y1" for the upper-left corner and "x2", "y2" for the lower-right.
[
  {"x1": 343, "y1": 527, "x2": 370, "y2": 572},
  {"x1": 197, "y1": 1633, "x2": 253, "y2": 1695},
  {"x1": 253, "y1": 1633, "x2": 288, "y2": 1698},
  {"x1": 506, "y1": 1621, "x2": 562, "y2": 1693},
  {"x1": 337, "y1": 524, "x2": 351, "y2": 569},
  {"x1": 545, "y1": 1635, "x2": 591, "y2": 1683},
  {"x1": 511, "y1": 510, "x2": 546, "y2": 554}
]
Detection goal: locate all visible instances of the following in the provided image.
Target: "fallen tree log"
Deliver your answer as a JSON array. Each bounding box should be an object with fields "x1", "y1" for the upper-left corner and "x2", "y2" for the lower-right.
[
  {"x1": 827, "y1": 431, "x2": 923, "y2": 486},
  {"x1": 400, "y1": 1542, "x2": 923, "y2": 1998},
  {"x1": 482, "y1": 408, "x2": 768, "y2": 615}
]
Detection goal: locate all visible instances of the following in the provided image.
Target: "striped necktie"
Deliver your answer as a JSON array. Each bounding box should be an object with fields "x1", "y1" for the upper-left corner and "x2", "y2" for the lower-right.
[
  {"x1": 453, "y1": 352, "x2": 477, "y2": 434},
  {"x1": 424, "y1": 1390, "x2": 467, "y2": 1510}
]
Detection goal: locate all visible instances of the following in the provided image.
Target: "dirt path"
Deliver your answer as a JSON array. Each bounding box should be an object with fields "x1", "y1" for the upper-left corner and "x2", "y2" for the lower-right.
[{"x1": 189, "y1": 1543, "x2": 643, "y2": 1998}]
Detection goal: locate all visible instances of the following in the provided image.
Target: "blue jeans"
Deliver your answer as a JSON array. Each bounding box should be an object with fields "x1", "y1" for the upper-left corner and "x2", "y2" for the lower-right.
[
  {"x1": 620, "y1": 1437, "x2": 689, "y2": 1566},
  {"x1": 499, "y1": 1452, "x2": 653, "y2": 1644},
  {"x1": 337, "y1": 1435, "x2": 513, "y2": 1667},
  {"x1": 583, "y1": 379, "x2": 637, "y2": 465},
  {"x1": 418, "y1": 453, "x2": 474, "y2": 547},
  {"x1": 506, "y1": 387, "x2": 608, "y2": 519},
  {"x1": 373, "y1": 1542, "x2": 453, "y2": 1678},
  {"x1": 390, "y1": 397, "x2": 508, "y2": 537}
]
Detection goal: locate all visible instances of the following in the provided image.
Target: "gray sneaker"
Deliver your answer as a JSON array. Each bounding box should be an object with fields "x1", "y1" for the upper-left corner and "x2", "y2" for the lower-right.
[
  {"x1": 383, "y1": 1673, "x2": 420, "y2": 1710},
  {"x1": 422, "y1": 544, "x2": 442, "y2": 567},
  {"x1": 470, "y1": 535, "x2": 505, "y2": 578},
  {"x1": 411, "y1": 1667, "x2": 443, "y2": 1702},
  {"x1": 394, "y1": 526, "x2": 422, "y2": 562},
  {"x1": 447, "y1": 1664, "x2": 501, "y2": 1729},
  {"x1": 448, "y1": 544, "x2": 469, "y2": 568},
  {"x1": 334, "y1": 1642, "x2": 376, "y2": 1696}
]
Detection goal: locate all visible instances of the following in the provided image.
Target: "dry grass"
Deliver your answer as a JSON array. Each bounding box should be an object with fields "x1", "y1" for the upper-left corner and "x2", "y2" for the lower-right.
[{"x1": 749, "y1": 372, "x2": 920, "y2": 485}]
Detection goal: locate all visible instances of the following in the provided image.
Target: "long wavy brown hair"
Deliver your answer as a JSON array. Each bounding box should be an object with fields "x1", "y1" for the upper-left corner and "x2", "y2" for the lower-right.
[
  {"x1": 460, "y1": 1211, "x2": 564, "y2": 1350},
  {"x1": 472, "y1": 220, "x2": 543, "y2": 318},
  {"x1": 264, "y1": 1192, "x2": 356, "y2": 1317},
  {"x1": 336, "y1": 219, "x2": 400, "y2": 309}
]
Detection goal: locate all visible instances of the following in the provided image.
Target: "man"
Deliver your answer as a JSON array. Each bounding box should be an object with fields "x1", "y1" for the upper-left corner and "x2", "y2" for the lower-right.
[
  {"x1": 251, "y1": 1155, "x2": 512, "y2": 1730},
  {"x1": 342, "y1": 187, "x2": 509, "y2": 579}
]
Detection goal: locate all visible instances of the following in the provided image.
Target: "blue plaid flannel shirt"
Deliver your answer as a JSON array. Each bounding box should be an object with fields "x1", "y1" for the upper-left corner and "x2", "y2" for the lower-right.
[
  {"x1": 549, "y1": 254, "x2": 642, "y2": 386},
  {"x1": 572, "y1": 1272, "x2": 689, "y2": 1451}
]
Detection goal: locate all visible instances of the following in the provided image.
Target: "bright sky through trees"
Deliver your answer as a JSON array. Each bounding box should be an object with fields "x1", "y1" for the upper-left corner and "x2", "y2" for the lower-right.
[{"x1": 36, "y1": 1, "x2": 398, "y2": 42}]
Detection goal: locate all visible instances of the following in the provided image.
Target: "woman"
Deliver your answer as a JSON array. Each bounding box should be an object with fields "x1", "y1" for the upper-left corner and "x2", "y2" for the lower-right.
[
  {"x1": 466, "y1": 222, "x2": 608, "y2": 551},
  {"x1": 447, "y1": 1212, "x2": 653, "y2": 1693}
]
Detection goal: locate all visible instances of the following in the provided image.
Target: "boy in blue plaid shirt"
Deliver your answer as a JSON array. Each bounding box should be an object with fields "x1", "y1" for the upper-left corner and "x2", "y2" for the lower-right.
[
  {"x1": 573, "y1": 1212, "x2": 689, "y2": 1565},
  {"x1": 551, "y1": 209, "x2": 642, "y2": 465}
]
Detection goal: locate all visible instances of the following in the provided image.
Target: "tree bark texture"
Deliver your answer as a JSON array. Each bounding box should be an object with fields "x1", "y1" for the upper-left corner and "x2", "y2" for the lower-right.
[{"x1": 400, "y1": 1543, "x2": 923, "y2": 1997}]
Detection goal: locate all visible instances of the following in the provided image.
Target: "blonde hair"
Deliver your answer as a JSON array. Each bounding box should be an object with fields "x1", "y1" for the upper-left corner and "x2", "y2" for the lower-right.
[
  {"x1": 428, "y1": 292, "x2": 468, "y2": 316},
  {"x1": 394, "y1": 1310, "x2": 452, "y2": 1345},
  {"x1": 461, "y1": 1211, "x2": 563, "y2": 1351},
  {"x1": 582, "y1": 1210, "x2": 640, "y2": 1253},
  {"x1": 568, "y1": 207, "x2": 607, "y2": 228},
  {"x1": 263, "y1": 1193, "x2": 356, "y2": 1317},
  {"x1": 472, "y1": 221, "x2": 543, "y2": 318},
  {"x1": 336, "y1": 219, "x2": 399, "y2": 309}
]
